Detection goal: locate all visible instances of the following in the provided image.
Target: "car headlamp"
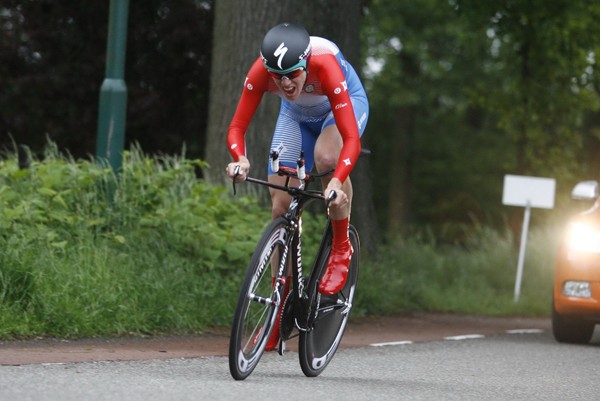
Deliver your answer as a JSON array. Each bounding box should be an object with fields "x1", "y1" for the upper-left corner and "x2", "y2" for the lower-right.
[
  {"x1": 566, "y1": 222, "x2": 600, "y2": 253},
  {"x1": 562, "y1": 281, "x2": 592, "y2": 298}
]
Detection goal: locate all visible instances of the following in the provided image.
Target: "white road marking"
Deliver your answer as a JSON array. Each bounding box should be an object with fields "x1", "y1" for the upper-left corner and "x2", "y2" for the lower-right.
[
  {"x1": 369, "y1": 341, "x2": 413, "y2": 347},
  {"x1": 368, "y1": 328, "x2": 544, "y2": 347},
  {"x1": 506, "y1": 329, "x2": 544, "y2": 334},
  {"x1": 444, "y1": 334, "x2": 485, "y2": 341}
]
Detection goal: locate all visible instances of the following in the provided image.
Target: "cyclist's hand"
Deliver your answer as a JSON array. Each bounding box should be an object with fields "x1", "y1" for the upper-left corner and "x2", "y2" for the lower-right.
[
  {"x1": 324, "y1": 179, "x2": 348, "y2": 208},
  {"x1": 226, "y1": 156, "x2": 250, "y2": 183}
]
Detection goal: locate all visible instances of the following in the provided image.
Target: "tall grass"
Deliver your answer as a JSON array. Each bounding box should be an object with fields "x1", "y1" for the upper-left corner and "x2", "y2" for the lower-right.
[
  {"x1": 0, "y1": 144, "x2": 272, "y2": 338},
  {"x1": 356, "y1": 226, "x2": 559, "y2": 317},
  {"x1": 0, "y1": 144, "x2": 558, "y2": 339}
]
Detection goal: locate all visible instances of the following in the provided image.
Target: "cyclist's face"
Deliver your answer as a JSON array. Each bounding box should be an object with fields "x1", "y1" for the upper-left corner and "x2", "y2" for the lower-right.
[{"x1": 270, "y1": 69, "x2": 307, "y2": 101}]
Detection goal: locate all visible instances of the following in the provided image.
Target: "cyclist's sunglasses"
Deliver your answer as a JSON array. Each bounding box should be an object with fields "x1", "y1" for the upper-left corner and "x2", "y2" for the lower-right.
[{"x1": 267, "y1": 68, "x2": 305, "y2": 80}]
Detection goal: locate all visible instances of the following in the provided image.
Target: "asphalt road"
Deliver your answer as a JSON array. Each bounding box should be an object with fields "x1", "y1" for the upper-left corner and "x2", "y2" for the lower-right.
[{"x1": 1, "y1": 329, "x2": 599, "y2": 401}]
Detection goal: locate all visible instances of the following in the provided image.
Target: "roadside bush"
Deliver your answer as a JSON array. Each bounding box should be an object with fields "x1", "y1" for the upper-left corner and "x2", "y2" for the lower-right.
[
  {"x1": 0, "y1": 144, "x2": 271, "y2": 337},
  {"x1": 355, "y1": 225, "x2": 557, "y2": 317},
  {"x1": 0, "y1": 143, "x2": 557, "y2": 339}
]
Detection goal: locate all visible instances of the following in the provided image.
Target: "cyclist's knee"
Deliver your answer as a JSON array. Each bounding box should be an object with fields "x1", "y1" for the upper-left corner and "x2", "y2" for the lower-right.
[
  {"x1": 314, "y1": 151, "x2": 338, "y2": 172},
  {"x1": 314, "y1": 125, "x2": 342, "y2": 171}
]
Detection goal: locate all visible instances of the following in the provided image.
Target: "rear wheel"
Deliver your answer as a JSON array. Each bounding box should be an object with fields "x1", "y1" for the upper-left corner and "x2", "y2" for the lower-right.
[
  {"x1": 298, "y1": 225, "x2": 360, "y2": 377},
  {"x1": 229, "y1": 217, "x2": 289, "y2": 380},
  {"x1": 551, "y1": 298, "x2": 595, "y2": 344}
]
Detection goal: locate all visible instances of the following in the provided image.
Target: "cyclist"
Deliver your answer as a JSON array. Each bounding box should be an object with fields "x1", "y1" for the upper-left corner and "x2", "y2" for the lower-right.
[{"x1": 225, "y1": 22, "x2": 369, "y2": 350}]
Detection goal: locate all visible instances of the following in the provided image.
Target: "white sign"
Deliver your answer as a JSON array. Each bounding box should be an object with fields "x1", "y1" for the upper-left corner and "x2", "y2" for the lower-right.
[
  {"x1": 502, "y1": 175, "x2": 556, "y2": 209},
  {"x1": 502, "y1": 174, "x2": 556, "y2": 302}
]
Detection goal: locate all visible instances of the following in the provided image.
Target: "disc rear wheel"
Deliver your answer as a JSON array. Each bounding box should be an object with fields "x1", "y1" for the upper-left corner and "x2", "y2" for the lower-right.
[{"x1": 298, "y1": 226, "x2": 360, "y2": 377}]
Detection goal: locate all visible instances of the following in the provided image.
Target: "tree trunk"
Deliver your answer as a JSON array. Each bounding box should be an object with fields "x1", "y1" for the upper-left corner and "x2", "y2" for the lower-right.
[
  {"x1": 204, "y1": 0, "x2": 281, "y2": 199},
  {"x1": 205, "y1": 0, "x2": 378, "y2": 254}
]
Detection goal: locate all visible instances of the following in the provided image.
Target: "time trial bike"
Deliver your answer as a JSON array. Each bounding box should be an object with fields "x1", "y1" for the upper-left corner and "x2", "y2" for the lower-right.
[{"x1": 228, "y1": 150, "x2": 362, "y2": 380}]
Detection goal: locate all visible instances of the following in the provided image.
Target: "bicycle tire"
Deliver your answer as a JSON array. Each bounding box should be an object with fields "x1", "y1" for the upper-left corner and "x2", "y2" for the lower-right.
[
  {"x1": 229, "y1": 217, "x2": 290, "y2": 380},
  {"x1": 298, "y1": 225, "x2": 360, "y2": 377}
]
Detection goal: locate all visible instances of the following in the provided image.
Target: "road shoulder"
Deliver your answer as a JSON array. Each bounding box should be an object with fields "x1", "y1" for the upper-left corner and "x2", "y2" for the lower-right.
[{"x1": 0, "y1": 313, "x2": 550, "y2": 366}]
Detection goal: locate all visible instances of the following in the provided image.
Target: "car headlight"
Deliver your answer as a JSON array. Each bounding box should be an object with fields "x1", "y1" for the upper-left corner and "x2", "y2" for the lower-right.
[
  {"x1": 567, "y1": 222, "x2": 600, "y2": 253},
  {"x1": 562, "y1": 281, "x2": 592, "y2": 298}
]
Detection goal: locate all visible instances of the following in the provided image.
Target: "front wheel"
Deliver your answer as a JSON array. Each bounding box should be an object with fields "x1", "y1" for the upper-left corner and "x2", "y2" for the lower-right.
[
  {"x1": 229, "y1": 217, "x2": 290, "y2": 380},
  {"x1": 298, "y1": 225, "x2": 360, "y2": 377}
]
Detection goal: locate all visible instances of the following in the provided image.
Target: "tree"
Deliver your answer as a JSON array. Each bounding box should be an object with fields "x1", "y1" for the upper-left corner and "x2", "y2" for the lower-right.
[
  {"x1": 126, "y1": 0, "x2": 214, "y2": 158},
  {"x1": 363, "y1": 0, "x2": 600, "y2": 240},
  {"x1": 0, "y1": 1, "x2": 108, "y2": 154},
  {"x1": 458, "y1": 0, "x2": 600, "y2": 177},
  {"x1": 457, "y1": 0, "x2": 600, "y2": 239},
  {"x1": 203, "y1": 0, "x2": 279, "y2": 189},
  {"x1": 363, "y1": 0, "x2": 506, "y2": 239},
  {"x1": 0, "y1": 1, "x2": 214, "y2": 158},
  {"x1": 204, "y1": 0, "x2": 379, "y2": 253}
]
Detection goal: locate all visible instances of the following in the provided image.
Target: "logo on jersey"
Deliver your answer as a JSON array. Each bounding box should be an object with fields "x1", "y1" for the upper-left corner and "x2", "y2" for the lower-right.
[
  {"x1": 334, "y1": 80, "x2": 348, "y2": 95},
  {"x1": 305, "y1": 84, "x2": 314, "y2": 93},
  {"x1": 274, "y1": 43, "x2": 288, "y2": 70},
  {"x1": 274, "y1": 142, "x2": 288, "y2": 157},
  {"x1": 341, "y1": 59, "x2": 348, "y2": 71},
  {"x1": 357, "y1": 112, "x2": 367, "y2": 130}
]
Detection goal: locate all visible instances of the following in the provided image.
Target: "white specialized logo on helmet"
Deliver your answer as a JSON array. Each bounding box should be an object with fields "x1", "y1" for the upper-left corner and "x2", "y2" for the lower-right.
[{"x1": 274, "y1": 42, "x2": 288, "y2": 70}]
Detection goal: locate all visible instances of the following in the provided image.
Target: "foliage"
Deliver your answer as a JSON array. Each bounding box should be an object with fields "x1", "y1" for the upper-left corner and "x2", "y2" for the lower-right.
[
  {"x1": 456, "y1": 0, "x2": 600, "y2": 175},
  {"x1": 362, "y1": 0, "x2": 600, "y2": 237},
  {"x1": 3, "y1": 0, "x2": 599, "y2": 337},
  {"x1": 355, "y1": 225, "x2": 558, "y2": 317},
  {"x1": 0, "y1": 1, "x2": 214, "y2": 158},
  {"x1": 0, "y1": 144, "x2": 269, "y2": 338},
  {"x1": 4, "y1": 1, "x2": 600, "y2": 241},
  {"x1": 0, "y1": 144, "x2": 557, "y2": 339}
]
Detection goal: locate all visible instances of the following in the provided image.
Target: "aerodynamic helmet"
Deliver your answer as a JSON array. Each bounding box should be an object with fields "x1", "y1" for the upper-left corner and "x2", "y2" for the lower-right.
[{"x1": 260, "y1": 22, "x2": 311, "y2": 74}]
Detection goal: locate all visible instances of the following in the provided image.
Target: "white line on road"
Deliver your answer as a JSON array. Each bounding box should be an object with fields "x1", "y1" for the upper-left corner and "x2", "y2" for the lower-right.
[
  {"x1": 369, "y1": 341, "x2": 413, "y2": 347},
  {"x1": 506, "y1": 329, "x2": 544, "y2": 334},
  {"x1": 444, "y1": 334, "x2": 485, "y2": 341},
  {"x1": 368, "y1": 328, "x2": 544, "y2": 348}
]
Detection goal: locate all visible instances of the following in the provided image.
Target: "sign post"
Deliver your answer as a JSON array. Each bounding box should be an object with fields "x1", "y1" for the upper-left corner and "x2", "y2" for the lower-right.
[
  {"x1": 502, "y1": 175, "x2": 555, "y2": 302},
  {"x1": 514, "y1": 200, "x2": 531, "y2": 303}
]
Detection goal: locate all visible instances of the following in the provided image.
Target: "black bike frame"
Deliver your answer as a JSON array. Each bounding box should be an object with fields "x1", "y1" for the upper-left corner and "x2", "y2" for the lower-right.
[
  {"x1": 248, "y1": 176, "x2": 324, "y2": 330},
  {"x1": 233, "y1": 163, "x2": 334, "y2": 335}
]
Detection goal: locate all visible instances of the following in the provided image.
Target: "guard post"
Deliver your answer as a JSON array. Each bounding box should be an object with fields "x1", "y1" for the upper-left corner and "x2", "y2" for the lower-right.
[{"x1": 96, "y1": 0, "x2": 130, "y2": 172}]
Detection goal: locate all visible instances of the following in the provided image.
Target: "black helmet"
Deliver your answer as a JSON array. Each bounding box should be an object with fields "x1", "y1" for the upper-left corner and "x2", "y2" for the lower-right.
[{"x1": 260, "y1": 22, "x2": 311, "y2": 73}]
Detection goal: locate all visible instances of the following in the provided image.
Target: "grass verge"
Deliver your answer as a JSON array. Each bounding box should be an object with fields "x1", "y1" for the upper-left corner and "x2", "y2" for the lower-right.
[{"x1": 0, "y1": 144, "x2": 556, "y2": 339}]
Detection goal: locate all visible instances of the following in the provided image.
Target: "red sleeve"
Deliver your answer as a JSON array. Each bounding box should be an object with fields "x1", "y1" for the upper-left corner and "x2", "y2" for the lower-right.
[
  {"x1": 227, "y1": 58, "x2": 269, "y2": 161},
  {"x1": 314, "y1": 55, "x2": 362, "y2": 183}
]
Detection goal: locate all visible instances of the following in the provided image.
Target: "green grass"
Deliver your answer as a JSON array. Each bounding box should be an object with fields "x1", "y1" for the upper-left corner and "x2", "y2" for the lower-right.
[
  {"x1": 355, "y1": 226, "x2": 558, "y2": 317},
  {"x1": 0, "y1": 143, "x2": 557, "y2": 339},
  {"x1": 0, "y1": 144, "x2": 267, "y2": 338}
]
